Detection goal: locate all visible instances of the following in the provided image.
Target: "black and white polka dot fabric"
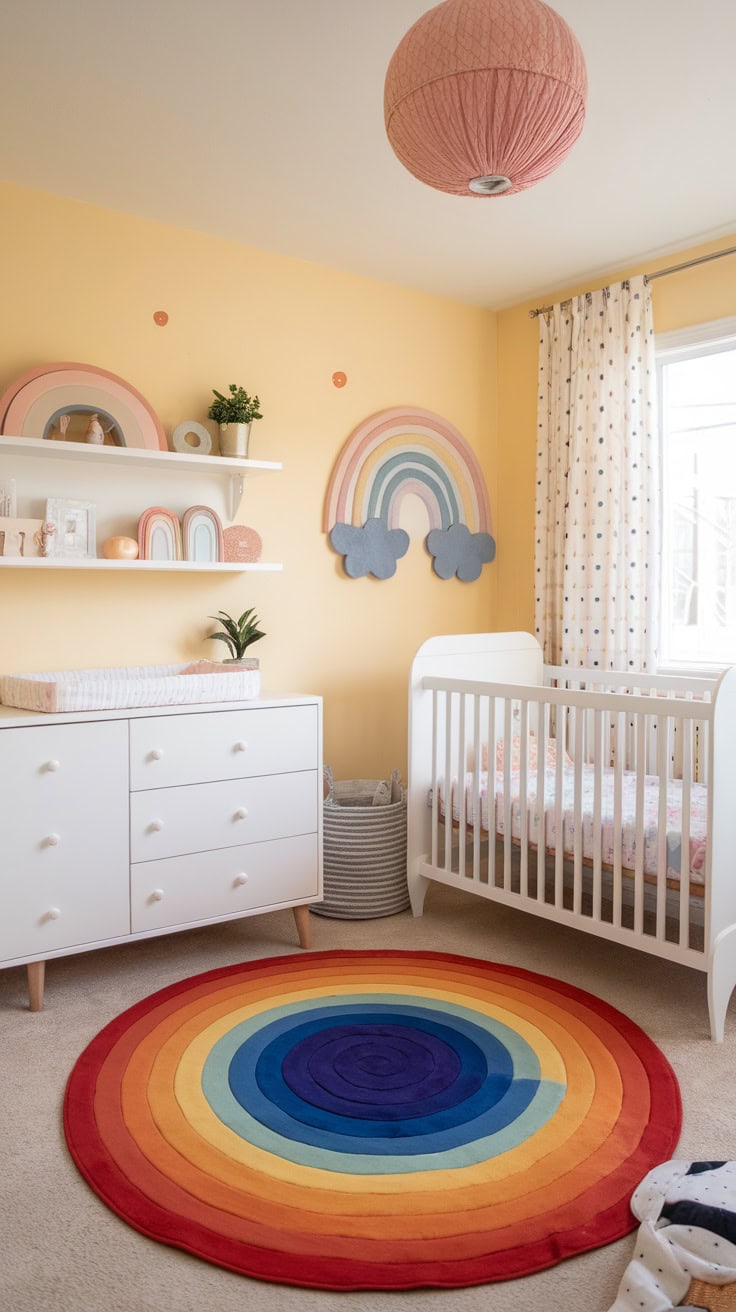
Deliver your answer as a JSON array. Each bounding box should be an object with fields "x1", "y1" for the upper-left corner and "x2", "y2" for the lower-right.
[{"x1": 609, "y1": 1160, "x2": 736, "y2": 1310}]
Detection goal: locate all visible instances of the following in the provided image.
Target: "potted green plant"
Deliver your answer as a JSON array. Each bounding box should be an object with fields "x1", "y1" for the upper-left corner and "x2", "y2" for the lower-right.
[
  {"x1": 208, "y1": 608, "x2": 265, "y2": 665},
  {"x1": 208, "y1": 384, "x2": 263, "y2": 458}
]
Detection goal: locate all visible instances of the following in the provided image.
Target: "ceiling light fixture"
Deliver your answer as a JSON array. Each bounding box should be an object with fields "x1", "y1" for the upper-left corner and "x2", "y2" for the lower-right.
[{"x1": 384, "y1": 0, "x2": 587, "y2": 198}]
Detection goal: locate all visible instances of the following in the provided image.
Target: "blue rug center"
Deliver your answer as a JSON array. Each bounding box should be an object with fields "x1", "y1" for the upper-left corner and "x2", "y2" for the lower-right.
[{"x1": 224, "y1": 1007, "x2": 547, "y2": 1150}]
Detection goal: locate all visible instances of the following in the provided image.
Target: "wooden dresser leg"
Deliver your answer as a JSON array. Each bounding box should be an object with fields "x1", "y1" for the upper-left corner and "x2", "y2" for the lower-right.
[
  {"x1": 27, "y1": 961, "x2": 46, "y2": 1012},
  {"x1": 292, "y1": 905, "x2": 312, "y2": 950}
]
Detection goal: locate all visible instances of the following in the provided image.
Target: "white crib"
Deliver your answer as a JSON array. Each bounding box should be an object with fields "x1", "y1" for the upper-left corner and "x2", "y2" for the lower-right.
[{"x1": 407, "y1": 632, "x2": 736, "y2": 1041}]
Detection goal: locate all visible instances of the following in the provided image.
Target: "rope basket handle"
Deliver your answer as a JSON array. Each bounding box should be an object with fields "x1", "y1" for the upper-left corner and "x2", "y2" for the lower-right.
[{"x1": 323, "y1": 764, "x2": 335, "y2": 803}]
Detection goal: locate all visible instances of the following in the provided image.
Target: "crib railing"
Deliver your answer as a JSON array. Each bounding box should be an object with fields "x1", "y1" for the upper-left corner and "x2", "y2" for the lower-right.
[
  {"x1": 546, "y1": 665, "x2": 717, "y2": 783},
  {"x1": 421, "y1": 674, "x2": 715, "y2": 962}
]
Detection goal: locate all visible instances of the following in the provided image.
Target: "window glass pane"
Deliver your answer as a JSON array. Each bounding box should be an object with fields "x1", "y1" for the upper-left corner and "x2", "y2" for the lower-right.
[{"x1": 660, "y1": 345, "x2": 736, "y2": 667}]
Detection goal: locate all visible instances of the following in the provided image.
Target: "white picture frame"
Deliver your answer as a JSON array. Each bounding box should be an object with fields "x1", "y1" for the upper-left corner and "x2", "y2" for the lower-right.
[{"x1": 45, "y1": 498, "x2": 97, "y2": 559}]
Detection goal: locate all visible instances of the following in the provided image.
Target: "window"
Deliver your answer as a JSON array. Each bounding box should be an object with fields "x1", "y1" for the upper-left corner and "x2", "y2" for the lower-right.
[{"x1": 657, "y1": 317, "x2": 736, "y2": 670}]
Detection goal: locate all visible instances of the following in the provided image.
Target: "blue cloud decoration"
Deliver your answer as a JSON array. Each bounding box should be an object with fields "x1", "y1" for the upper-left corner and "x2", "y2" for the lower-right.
[
  {"x1": 330, "y1": 519, "x2": 410, "y2": 580},
  {"x1": 427, "y1": 524, "x2": 496, "y2": 581}
]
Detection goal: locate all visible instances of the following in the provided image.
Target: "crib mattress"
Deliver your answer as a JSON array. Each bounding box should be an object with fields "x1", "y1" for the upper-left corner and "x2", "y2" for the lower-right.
[{"x1": 434, "y1": 758, "x2": 707, "y2": 884}]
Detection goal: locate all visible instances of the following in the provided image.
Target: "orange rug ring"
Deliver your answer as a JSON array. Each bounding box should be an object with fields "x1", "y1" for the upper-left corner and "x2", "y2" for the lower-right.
[{"x1": 63, "y1": 951, "x2": 681, "y2": 1289}]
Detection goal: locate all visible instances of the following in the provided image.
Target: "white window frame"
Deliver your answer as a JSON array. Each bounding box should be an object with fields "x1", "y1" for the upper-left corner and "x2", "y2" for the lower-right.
[{"x1": 656, "y1": 314, "x2": 736, "y2": 675}]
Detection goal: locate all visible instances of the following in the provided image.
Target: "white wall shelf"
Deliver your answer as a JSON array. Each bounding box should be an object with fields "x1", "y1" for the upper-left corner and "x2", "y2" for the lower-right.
[
  {"x1": 0, "y1": 435, "x2": 282, "y2": 520},
  {"x1": 0, "y1": 434, "x2": 284, "y2": 569},
  {"x1": 0, "y1": 557, "x2": 282, "y2": 572}
]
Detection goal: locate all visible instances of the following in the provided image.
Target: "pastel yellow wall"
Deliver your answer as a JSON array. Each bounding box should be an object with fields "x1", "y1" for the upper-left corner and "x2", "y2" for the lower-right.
[
  {"x1": 495, "y1": 235, "x2": 736, "y2": 635},
  {"x1": 0, "y1": 182, "x2": 497, "y2": 779}
]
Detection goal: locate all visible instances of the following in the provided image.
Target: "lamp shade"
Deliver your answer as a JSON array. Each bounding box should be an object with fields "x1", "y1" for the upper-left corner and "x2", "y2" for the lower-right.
[{"x1": 384, "y1": 0, "x2": 587, "y2": 197}]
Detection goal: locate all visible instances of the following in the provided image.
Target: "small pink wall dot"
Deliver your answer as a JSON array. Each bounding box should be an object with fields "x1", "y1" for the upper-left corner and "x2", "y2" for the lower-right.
[
  {"x1": 332, "y1": 371, "x2": 347, "y2": 388},
  {"x1": 153, "y1": 311, "x2": 169, "y2": 326}
]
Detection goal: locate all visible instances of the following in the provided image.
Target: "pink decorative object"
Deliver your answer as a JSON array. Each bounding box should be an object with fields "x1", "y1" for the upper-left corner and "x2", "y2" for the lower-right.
[
  {"x1": 323, "y1": 406, "x2": 492, "y2": 536},
  {"x1": 0, "y1": 362, "x2": 167, "y2": 450},
  {"x1": 181, "y1": 506, "x2": 224, "y2": 563},
  {"x1": 41, "y1": 521, "x2": 57, "y2": 556},
  {"x1": 384, "y1": 0, "x2": 587, "y2": 197},
  {"x1": 179, "y1": 659, "x2": 258, "y2": 675},
  {"x1": 137, "y1": 508, "x2": 183, "y2": 561},
  {"x1": 223, "y1": 525, "x2": 263, "y2": 564},
  {"x1": 85, "y1": 413, "x2": 105, "y2": 444}
]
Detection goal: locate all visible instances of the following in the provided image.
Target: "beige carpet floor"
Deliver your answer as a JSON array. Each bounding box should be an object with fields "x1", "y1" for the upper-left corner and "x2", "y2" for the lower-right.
[{"x1": 2, "y1": 882, "x2": 735, "y2": 1312}]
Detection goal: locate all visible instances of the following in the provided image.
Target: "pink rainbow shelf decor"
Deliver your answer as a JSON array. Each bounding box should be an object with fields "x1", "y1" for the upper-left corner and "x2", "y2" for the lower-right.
[
  {"x1": 0, "y1": 362, "x2": 167, "y2": 451},
  {"x1": 324, "y1": 406, "x2": 495, "y2": 581}
]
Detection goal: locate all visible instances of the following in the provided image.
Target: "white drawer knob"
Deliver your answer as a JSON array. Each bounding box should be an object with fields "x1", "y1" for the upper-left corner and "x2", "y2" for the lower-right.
[
  {"x1": 44, "y1": 759, "x2": 61, "y2": 772},
  {"x1": 233, "y1": 807, "x2": 249, "y2": 821},
  {"x1": 234, "y1": 740, "x2": 248, "y2": 752},
  {"x1": 151, "y1": 888, "x2": 164, "y2": 902},
  {"x1": 233, "y1": 873, "x2": 248, "y2": 887},
  {"x1": 149, "y1": 748, "x2": 164, "y2": 761},
  {"x1": 44, "y1": 833, "x2": 61, "y2": 847},
  {"x1": 46, "y1": 907, "x2": 61, "y2": 921},
  {"x1": 148, "y1": 818, "x2": 165, "y2": 833}
]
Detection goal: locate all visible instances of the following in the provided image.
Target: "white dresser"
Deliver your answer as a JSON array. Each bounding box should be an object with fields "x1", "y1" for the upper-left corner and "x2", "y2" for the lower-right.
[{"x1": 0, "y1": 695, "x2": 322, "y2": 1010}]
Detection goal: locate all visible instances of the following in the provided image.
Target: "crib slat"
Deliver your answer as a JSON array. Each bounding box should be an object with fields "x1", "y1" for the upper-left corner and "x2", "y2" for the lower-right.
[
  {"x1": 444, "y1": 692, "x2": 453, "y2": 874},
  {"x1": 431, "y1": 689, "x2": 439, "y2": 869},
  {"x1": 655, "y1": 713, "x2": 669, "y2": 941},
  {"x1": 536, "y1": 701, "x2": 548, "y2": 902},
  {"x1": 519, "y1": 700, "x2": 529, "y2": 899},
  {"x1": 634, "y1": 715, "x2": 646, "y2": 935},
  {"x1": 554, "y1": 703, "x2": 565, "y2": 908},
  {"x1": 487, "y1": 695, "x2": 496, "y2": 890},
  {"x1": 458, "y1": 694, "x2": 467, "y2": 881},
  {"x1": 573, "y1": 705, "x2": 584, "y2": 915},
  {"x1": 613, "y1": 710, "x2": 624, "y2": 927},
  {"x1": 680, "y1": 717, "x2": 692, "y2": 949},
  {"x1": 472, "y1": 695, "x2": 482, "y2": 885},
  {"x1": 503, "y1": 699, "x2": 513, "y2": 891},
  {"x1": 592, "y1": 709, "x2": 603, "y2": 922}
]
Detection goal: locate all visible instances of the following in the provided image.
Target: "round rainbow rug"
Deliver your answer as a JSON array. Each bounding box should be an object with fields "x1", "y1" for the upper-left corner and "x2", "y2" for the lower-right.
[{"x1": 64, "y1": 950, "x2": 681, "y2": 1290}]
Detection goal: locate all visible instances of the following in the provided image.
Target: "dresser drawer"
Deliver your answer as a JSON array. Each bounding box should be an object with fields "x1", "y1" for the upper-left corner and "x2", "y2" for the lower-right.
[
  {"x1": 131, "y1": 833, "x2": 319, "y2": 932},
  {"x1": 129, "y1": 704, "x2": 318, "y2": 790},
  {"x1": 0, "y1": 720, "x2": 130, "y2": 962},
  {"x1": 130, "y1": 770, "x2": 318, "y2": 863}
]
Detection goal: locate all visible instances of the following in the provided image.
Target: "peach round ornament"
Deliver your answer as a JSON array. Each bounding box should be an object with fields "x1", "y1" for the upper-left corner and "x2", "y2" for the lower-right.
[{"x1": 102, "y1": 536, "x2": 139, "y2": 561}]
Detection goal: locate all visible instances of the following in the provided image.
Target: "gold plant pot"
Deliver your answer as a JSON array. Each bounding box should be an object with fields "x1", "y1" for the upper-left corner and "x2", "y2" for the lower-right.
[{"x1": 218, "y1": 422, "x2": 251, "y2": 458}]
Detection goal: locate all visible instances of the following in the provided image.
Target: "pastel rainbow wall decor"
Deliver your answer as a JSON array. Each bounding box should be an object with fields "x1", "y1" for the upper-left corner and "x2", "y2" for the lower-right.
[{"x1": 324, "y1": 407, "x2": 495, "y2": 580}]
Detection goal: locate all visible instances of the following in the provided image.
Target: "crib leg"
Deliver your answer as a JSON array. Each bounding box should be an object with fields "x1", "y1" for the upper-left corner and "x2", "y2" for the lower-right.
[
  {"x1": 708, "y1": 924, "x2": 736, "y2": 1042},
  {"x1": 408, "y1": 870, "x2": 430, "y2": 917}
]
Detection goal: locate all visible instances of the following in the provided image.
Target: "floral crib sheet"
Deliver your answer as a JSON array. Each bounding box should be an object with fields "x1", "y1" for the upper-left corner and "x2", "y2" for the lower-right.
[{"x1": 433, "y1": 740, "x2": 707, "y2": 883}]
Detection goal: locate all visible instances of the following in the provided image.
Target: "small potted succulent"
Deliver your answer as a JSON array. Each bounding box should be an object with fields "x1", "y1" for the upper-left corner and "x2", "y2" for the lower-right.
[
  {"x1": 207, "y1": 384, "x2": 263, "y2": 458},
  {"x1": 208, "y1": 608, "x2": 265, "y2": 666}
]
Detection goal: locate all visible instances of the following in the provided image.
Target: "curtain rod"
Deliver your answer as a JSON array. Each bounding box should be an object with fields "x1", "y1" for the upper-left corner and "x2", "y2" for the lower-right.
[{"x1": 527, "y1": 243, "x2": 736, "y2": 319}]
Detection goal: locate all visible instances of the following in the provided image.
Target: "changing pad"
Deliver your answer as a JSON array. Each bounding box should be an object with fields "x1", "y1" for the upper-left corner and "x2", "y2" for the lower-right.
[{"x1": 0, "y1": 662, "x2": 261, "y2": 713}]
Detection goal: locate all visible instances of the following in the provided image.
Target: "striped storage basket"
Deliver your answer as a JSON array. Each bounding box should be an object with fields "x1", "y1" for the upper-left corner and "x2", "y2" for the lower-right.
[{"x1": 312, "y1": 768, "x2": 409, "y2": 919}]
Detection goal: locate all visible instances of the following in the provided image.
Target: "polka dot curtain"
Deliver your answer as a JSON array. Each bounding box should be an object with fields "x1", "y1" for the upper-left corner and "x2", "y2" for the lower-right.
[{"x1": 534, "y1": 276, "x2": 659, "y2": 671}]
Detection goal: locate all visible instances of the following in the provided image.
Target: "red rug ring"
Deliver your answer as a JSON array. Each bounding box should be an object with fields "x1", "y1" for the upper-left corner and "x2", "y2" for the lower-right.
[{"x1": 63, "y1": 950, "x2": 681, "y2": 1290}]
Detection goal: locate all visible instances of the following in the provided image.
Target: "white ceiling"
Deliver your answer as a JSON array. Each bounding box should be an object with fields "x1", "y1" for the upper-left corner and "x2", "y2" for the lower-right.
[{"x1": 1, "y1": 0, "x2": 735, "y2": 310}]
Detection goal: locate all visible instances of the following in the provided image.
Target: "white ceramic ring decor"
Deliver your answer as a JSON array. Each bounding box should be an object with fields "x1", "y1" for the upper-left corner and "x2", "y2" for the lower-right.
[{"x1": 171, "y1": 422, "x2": 212, "y2": 455}]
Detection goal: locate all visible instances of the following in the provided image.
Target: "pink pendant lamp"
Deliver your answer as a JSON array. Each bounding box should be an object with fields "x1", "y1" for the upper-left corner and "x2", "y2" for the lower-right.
[{"x1": 384, "y1": 0, "x2": 587, "y2": 196}]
